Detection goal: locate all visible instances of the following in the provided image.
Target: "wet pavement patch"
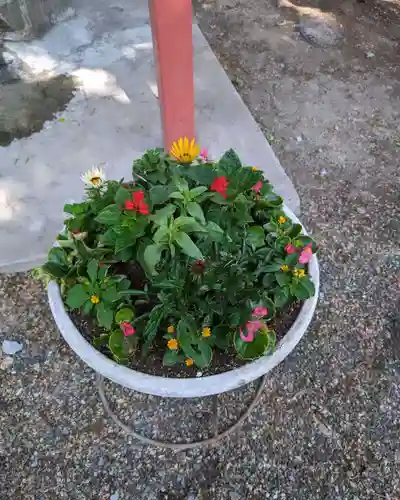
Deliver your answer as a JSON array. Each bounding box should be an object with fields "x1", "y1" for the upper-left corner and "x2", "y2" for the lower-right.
[{"x1": 0, "y1": 73, "x2": 76, "y2": 147}]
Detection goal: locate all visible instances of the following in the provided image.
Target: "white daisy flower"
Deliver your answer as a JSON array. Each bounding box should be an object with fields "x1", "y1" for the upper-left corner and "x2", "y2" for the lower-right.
[{"x1": 81, "y1": 166, "x2": 106, "y2": 188}]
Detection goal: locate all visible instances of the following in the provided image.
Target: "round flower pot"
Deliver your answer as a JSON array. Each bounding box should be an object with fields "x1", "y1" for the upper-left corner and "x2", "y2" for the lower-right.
[{"x1": 48, "y1": 206, "x2": 319, "y2": 399}]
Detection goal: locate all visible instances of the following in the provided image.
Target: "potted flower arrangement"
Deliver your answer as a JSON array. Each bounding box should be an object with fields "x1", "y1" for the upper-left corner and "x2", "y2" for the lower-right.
[{"x1": 39, "y1": 138, "x2": 319, "y2": 398}]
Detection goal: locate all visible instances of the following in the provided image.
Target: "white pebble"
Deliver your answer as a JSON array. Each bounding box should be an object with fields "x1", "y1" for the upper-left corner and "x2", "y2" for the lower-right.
[{"x1": 2, "y1": 340, "x2": 23, "y2": 355}]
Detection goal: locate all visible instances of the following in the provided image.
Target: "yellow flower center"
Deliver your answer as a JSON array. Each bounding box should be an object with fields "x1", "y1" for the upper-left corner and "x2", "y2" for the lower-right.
[
  {"x1": 281, "y1": 265, "x2": 289, "y2": 272},
  {"x1": 167, "y1": 325, "x2": 175, "y2": 334},
  {"x1": 252, "y1": 167, "x2": 259, "y2": 172},
  {"x1": 91, "y1": 177, "x2": 101, "y2": 185},
  {"x1": 90, "y1": 295, "x2": 100, "y2": 304},
  {"x1": 185, "y1": 358, "x2": 194, "y2": 367},
  {"x1": 167, "y1": 339, "x2": 178, "y2": 350},
  {"x1": 202, "y1": 327, "x2": 211, "y2": 337},
  {"x1": 294, "y1": 269, "x2": 306, "y2": 278},
  {"x1": 278, "y1": 216, "x2": 287, "y2": 224}
]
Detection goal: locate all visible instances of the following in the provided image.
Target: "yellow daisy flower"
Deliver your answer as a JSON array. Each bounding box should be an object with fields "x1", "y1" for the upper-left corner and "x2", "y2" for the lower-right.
[
  {"x1": 81, "y1": 166, "x2": 106, "y2": 188},
  {"x1": 90, "y1": 295, "x2": 100, "y2": 304},
  {"x1": 294, "y1": 269, "x2": 306, "y2": 278},
  {"x1": 167, "y1": 339, "x2": 178, "y2": 350},
  {"x1": 281, "y1": 265, "x2": 289, "y2": 272},
  {"x1": 170, "y1": 137, "x2": 200, "y2": 163},
  {"x1": 167, "y1": 325, "x2": 175, "y2": 334},
  {"x1": 278, "y1": 216, "x2": 287, "y2": 224},
  {"x1": 252, "y1": 167, "x2": 259, "y2": 172},
  {"x1": 202, "y1": 327, "x2": 211, "y2": 337},
  {"x1": 185, "y1": 358, "x2": 194, "y2": 367}
]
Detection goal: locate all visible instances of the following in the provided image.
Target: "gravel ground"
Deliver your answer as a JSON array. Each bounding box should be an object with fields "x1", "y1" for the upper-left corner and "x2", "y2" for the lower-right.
[{"x1": 1, "y1": 0, "x2": 400, "y2": 498}]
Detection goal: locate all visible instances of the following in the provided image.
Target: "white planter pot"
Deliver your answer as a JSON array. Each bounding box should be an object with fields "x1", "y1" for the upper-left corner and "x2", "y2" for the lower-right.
[{"x1": 48, "y1": 207, "x2": 319, "y2": 398}]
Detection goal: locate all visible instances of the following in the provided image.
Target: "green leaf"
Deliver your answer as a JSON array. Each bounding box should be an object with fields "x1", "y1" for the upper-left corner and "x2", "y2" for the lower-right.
[
  {"x1": 95, "y1": 205, "x2": 121, "y2": 225},
  {"x1": 184, "y1": 165, "x2": 217, "y2": 185},
  {"x1": 143, "y1": 244, "x2": 162, "y2": 275},
  {"x1": 218, "y1": 149, "x2": 242, "y2": 176},
  {"x1": 66, "y1": 284, "x2": 90, "y2": 309},
  {"x1": 205, "y1": 221, "x2": 225, "y2": 242},
  {"x1": 149, "y1": 185, "x2": 176, "y2": 205},
  {"x1": 87, "y1": 260, "x2": 98, "y2": 283},
  {"x1": 142, "y1": 305, "x2": 164, "y2": 353},
  {"x1": 262, "y1": 263, "x2": 283, "y2": 273},
  {"x1": 118, "y1": 289, "x2": 148, "y2": 296},
  {"x1": 151, "y1": 204, "x2": 176, "y2": 225},
  {"x1": 300, "y1": 277, "x2": 315, "y2": 297},
  {"x1": 102, "y1": 285, "x2": 118, "y2": 303},
  {"x1": 195, "y1": 341, "x2": 213, "y2": 368},
  {"x1": 275, "y1": 271, "x2": 291, "y2": 286},
  {"x1": 153, "y1": 226, "x2": 169, "y2": 244},
  {"x1": 290, "y1": 280, "x2": 314, "y2": 300},
  {"x1": 115, "y1": 307, "x2": 134, "y2": 324},
  {"x1": 96, "y1": 302, "x2": 114, "y2": 330},
  {"x1": 187, "y1": 202, "x2": 205, "y2": 224},
  {"x1": 247, "y1": 226, "x2": 265, "y2": 249},
  {"x1": 169, "y1": 191, "x2": 185, "y2": 200},
  {"x1": 63, "y1": 202, "x2": 88, "y2": 215},
  {"x1": 42, "y1": 262, "x2": 69, "y2": 279},
  {"x1": 48, "y1": 247, "x2": 69, "y2": 266},
  {"x1": 114, "y1": 186, "x2": 131, "y2": 207},
  {"x1": 262, "y1": 273, "x2": 276, "y2": 288},
  {"x1": 82, "y1": 300, "x2": 94, "y2": 315},
  {"x1": 234, "y1": 329, "x2": 272, "y2": 360},
  {"x1": 162, "y1": 350, "x2": 183, "y2": 366},
  {"x1": 174, "y1": 232, "x2": 203, "y2": 260},
  {"x1": 109, "y1": 330, "x2": 128, "y2": 360},
  {"x1": 287, "y1": 223, "x2": 302, "y2": 239},
  {"x1": 93, "y1": 334, "x2": 110, "y2": 348},
  {"x1": 285, "y1": 253, "x2": 299, "y2": 266},
  {"x1": 174, "y1": 216, "x2": 206, "y2": 233},
  {"x1": 274, "y1": 287, "x2": 290, "y2": 308},
  {"x1": 189, "y1": 186, "x2": 208, "y2": 198}
]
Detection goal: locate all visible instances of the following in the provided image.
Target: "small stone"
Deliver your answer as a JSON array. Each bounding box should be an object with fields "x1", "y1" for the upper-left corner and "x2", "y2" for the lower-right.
[
  {"x1": 196, "y1": 371, "x2": 203, "y2": 377},
  {"x1": 365, "y1": 51, "x2": 375, "y2": 58},
  {"x1": 296, "y1": 135, "x2": 303, "y2": 142},
  {"x1": 110, "y1": 492, "x2": 119, "y2": 500},
  {"x1": 2, "y1": 340, "x2": 23, "y2": 355},
  {"x1": 320, "y1": 169, "x2": 328, "y2": 176},
  {"x1": 0, "y1": 356, "x2": 13, "y2": 370}
]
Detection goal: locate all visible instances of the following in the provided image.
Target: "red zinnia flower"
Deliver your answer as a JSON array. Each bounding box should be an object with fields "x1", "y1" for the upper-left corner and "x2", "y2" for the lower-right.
[
  {"x1": 124, "y1": 190, "x2": 149, "y2": 215},
  {"x1": 210, "y1": 176, "x2": 229, "y2": 198}
]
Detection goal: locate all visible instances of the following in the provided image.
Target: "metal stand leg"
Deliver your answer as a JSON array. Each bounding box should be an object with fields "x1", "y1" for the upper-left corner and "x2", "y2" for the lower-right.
[{"x1": 97, "y1": 374, "x2": 267, "y2": 450}]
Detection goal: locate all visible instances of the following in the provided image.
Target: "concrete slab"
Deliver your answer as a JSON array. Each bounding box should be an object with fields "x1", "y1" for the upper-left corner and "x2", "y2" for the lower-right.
[{"x1": 0, "y1": 1, "x2": 299, "y2": 272}]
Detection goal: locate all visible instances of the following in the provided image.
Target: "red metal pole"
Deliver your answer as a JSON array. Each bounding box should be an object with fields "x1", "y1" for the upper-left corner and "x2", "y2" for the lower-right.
[{"x1": 149, "y1": 0, "x2": 195, "y2": 151}]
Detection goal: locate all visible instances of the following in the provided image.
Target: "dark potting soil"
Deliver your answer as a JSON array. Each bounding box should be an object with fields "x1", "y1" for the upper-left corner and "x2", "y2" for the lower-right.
[{"x1": 70, "y1": 301, "x2": 303, "y2": 379}]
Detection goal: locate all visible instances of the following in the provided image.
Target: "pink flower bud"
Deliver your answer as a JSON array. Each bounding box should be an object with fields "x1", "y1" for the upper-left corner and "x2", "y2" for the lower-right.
[
  {"x1": 121, "y1": 322, "x2": 135, "y2": 337},
  {"x1": 285, "y1": 244, "x2": 297, "y2": 254}
]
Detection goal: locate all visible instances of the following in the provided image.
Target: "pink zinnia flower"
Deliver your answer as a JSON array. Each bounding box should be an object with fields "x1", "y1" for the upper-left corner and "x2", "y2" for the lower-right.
[
  {"x1": 121, "y1": 322, "x2": 135, "y2": 337},
  {"x1": 298, "y1": 246, "x2": 313, "y2": 264},
  {"x1": 252, "y1": 180, "x2": 262, "y2": 194},
  {"x1": 252, "y1": 306, "x2": 268, "y2": 318},
  {"x1": 239, "y1": 320, "x2": 262, "y2": 343},
  {"x1": 200, "y1": 148, "x2": 209, "y2": 161},
  {"x1": 285, "y1": 244, "x2": 297, "y2": 255}
]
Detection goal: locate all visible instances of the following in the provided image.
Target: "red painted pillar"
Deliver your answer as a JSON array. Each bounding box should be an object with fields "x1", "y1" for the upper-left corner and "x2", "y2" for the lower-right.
[{"x1": 149, "y1": 0, "x2": 195, "y2": 151}]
